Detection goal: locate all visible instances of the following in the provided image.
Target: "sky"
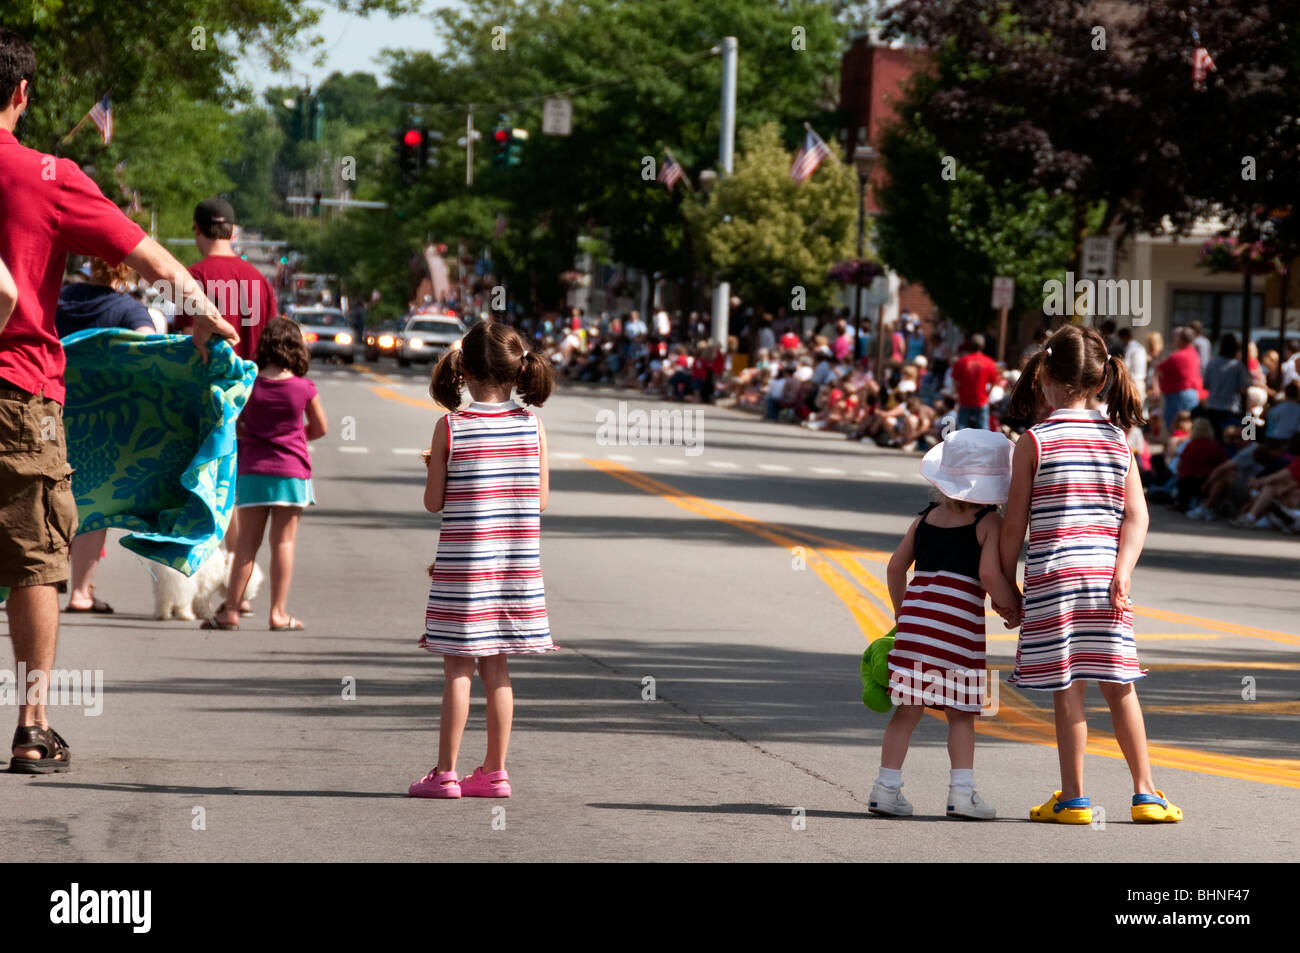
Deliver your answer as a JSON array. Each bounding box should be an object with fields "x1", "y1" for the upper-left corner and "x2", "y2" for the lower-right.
[{"x1": 235, "y1": 2, "x2": 455, "y2": 93}]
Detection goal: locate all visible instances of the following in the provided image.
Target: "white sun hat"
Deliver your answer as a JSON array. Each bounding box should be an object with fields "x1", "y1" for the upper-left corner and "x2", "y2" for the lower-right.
[{"x1": 920, "y1": 428, "x2": 1014, "y2": 504}]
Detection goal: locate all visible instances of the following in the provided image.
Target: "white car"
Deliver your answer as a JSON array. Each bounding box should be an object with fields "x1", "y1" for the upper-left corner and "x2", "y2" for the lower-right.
[{"x1": 398, "y1": 314, "x2": 465, "y2": 367}]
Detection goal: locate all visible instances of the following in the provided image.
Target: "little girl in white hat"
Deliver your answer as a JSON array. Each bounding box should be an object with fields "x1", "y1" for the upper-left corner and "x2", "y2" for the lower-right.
[{"x1": 871, "y1": 428, "x2": 1021, "y2": 819}]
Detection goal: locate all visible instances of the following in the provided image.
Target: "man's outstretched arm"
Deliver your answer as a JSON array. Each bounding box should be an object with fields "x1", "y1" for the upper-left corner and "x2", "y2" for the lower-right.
[{"x1": 123, "y1": 236, "x2": 238, "y2": 359}]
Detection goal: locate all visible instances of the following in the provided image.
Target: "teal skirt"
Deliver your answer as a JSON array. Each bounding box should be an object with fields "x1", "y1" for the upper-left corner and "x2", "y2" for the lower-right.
[{"x1": 236, "y1": 473, "x2": 316, "y2": 508}]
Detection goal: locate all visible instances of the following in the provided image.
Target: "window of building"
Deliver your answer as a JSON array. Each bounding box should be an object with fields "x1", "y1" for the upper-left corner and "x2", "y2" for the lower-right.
[{"x1": 1171, "y1": 290, "x2": 1264, "y2": 335}]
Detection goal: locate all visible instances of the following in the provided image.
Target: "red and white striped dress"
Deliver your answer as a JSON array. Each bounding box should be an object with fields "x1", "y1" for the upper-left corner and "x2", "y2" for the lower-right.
[
  {"x1": 419, "y1": 399, "x2": 555, "y2": 657},
  {"x1": 888, "y1": 503, "x2": 994, "y2": 712},
  {"x1": 1009, "y1": 408, "x2": 1143, "y2": 689}
]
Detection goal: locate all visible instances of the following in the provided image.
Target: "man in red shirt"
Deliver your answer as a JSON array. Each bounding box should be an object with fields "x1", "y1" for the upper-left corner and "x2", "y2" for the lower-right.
[
  {"x1": 179, "y1": 198, "x2": 275, "y2": 362},
  {"x1": 0, "y1": 29, "x2": 238, "y2": 772},
  {"x1": 1155, "y1": 327, "x2": 1204, "y2": 439},
  {"x1": 950, "y1": 333, "x2": 999, "y2": 430}
]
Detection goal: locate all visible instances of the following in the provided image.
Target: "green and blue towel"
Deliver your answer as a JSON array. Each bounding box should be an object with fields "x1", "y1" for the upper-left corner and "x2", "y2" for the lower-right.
[{"x1": 2, "y1": 329, "x2": 253, "y2": 600}]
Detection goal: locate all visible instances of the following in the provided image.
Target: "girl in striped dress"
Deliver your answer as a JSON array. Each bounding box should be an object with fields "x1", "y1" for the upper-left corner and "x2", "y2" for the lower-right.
[
  {"x1": 1000, "y1": 324, "x2": 1182, "y2": 824},
  {"x1": 873, "y1": 428, "x2": 1021, "y2": 820},
  {"x1": 409, "y1": 322, "x2": 556, "y2": 800}
]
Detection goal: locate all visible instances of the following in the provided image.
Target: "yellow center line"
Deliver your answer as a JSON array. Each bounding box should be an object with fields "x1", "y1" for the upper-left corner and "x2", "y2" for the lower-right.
[{"x1": 585, "y1": 458, "x2": 1300, "y2": 789}]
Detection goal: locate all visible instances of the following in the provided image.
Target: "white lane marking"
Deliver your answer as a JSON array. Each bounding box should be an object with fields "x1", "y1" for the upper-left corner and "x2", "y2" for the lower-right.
[
  {"x1": 392, "y1": 448, "x2": 424, "y2": 454},
  {"x1": 707, "y1": 461, "x2": 740, "y2": 469},
  {"x1": 758, "y1": 464, "x2": 792, "y2": 472},
  {"x1": 862, "y1": 469, "x2": 894, "y2": 478},
  {"x1": 811, "y1": 467, "x2": 844, "y2": 475},
  {"x1": 655, "y1": 457, "x2": 688, "y2": 466},
  {"x1": 339, "y1": 446, "x2": 370, "y2": 453},
  {"x1": 606, "y1": 454, "x2": 634, "y2": 462},
  {"x1": 551, "y1": 451, "x2": 582, "y2": 460}
]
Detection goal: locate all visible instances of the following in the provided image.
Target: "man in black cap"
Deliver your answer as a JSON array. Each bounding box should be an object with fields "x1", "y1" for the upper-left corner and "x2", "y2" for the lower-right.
[{"x1": 183, "y1": 198, "x2": 276, "y2": 362}]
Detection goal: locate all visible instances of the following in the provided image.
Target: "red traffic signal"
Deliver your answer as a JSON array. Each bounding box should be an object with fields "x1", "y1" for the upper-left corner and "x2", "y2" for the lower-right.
[
  {"x1": 403, "y1": 128, "x2": 422, "y2": 147},
  {"x1": 494, "y1": 129, "x2": 509, "y2": 143}
]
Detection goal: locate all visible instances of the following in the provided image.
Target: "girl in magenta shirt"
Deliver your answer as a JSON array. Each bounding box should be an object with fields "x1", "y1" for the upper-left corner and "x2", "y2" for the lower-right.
[{"x1": 204, "y1": 317, "x2": 327, "y2": 631}]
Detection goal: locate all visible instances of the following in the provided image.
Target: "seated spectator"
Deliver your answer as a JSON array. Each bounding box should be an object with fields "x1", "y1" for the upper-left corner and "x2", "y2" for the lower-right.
[
  {"x1": 1267, "y1": 382, "x2": 1300, "y2": 441},
  {"x1": 1174, "y1": 417, "x2": 1228, "y2": 511},
  {"x1": 1231, "y1": 441, "x2": 1300, "y2": 530},
  {"x1": 1189, "y1": 438, "x2": 1288, "y2": 521}
]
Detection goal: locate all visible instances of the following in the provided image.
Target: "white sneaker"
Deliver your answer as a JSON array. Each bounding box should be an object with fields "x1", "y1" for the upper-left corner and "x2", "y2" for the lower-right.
[
  {"x1": 868, "y1": 783, "x2": 913, "y2": 817},
  {"x1": 947, "y1": 787, "x2": 996, "y2": 820}
]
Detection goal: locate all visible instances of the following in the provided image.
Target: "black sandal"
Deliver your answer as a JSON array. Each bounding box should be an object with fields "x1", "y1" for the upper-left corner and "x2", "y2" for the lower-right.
[{"x1": 9, "y1": 725, "x2": 72, "y2": 774}]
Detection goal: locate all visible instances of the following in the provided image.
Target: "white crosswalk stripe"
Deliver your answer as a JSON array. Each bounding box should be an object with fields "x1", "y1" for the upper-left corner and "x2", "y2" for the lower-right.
[
  {"x1": 338, "y1": 446, "x2": 369, "y2": 453},
  {"x1": 656, "y1": 457, "x2": 688, "y2": 466},
  {"x1": 708, "y1": 461, "x2": 740, "y2": 469},
  {"x1": 811, "y1": 467, "x2": 844, "y2": 475},
  {"x1": 758, "y1": 464, "x2": 792, "y2": 472}
]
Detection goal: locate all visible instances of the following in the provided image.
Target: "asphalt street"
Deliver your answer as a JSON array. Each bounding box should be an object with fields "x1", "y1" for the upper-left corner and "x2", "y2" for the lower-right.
[{"x1": 2, "y1": 359, "x2": 1296, "y2": 862}]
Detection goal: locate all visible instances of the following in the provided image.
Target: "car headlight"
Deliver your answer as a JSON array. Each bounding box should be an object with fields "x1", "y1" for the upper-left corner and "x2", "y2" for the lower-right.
[
  {"x1": 378, "y1": 335, "x2": 395, "y2": 348},
  {"x1": 336, "y1": 332, "x2": 353, "y2": 345},
  {"x1": 409, "y1": 338, "x2": 424, "y2": 349}
]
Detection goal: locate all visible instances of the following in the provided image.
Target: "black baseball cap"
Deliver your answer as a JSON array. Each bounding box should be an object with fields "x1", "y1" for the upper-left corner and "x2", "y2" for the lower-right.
[{"x1": 194, "y1": 198, "x2": 237, "y2": 229}]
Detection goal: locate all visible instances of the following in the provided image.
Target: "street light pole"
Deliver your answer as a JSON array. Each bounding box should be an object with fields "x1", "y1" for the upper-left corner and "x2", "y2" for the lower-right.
[
  {"x1": 851, "y1": 142, "x2": 878, "y2": 363},
  {"x1": 710, "y1": 36, "x2": 737, "y2": 350}
]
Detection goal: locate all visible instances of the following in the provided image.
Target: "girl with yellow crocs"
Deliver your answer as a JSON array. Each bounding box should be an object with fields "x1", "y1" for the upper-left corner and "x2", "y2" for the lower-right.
[{"x1": 1000, "y1": 326, "x2": 1183, "y2": 825}]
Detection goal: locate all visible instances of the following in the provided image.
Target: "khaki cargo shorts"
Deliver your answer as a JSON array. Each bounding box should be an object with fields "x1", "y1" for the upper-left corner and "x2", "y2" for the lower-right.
[{"x1": 0, "y1": 385, "x2": 79, "y2": 588}]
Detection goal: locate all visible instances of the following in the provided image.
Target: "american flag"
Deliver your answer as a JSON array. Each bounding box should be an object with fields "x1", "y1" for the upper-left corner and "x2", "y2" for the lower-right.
[
  {"x1": 657, "y1": 153, "x2": 684, "y2": 191},
  {"x1": 790, "y1": 127, "x2": 832, "y2": 184},
  {"x1": 89, "y1": 95, "x2": 113, "y2": 143}
]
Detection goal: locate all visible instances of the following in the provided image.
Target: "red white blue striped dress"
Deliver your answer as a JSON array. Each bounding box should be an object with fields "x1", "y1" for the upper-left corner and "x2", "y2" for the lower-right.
[
  {"x1": 888, "y1": 504, "x2": 994, "y2": 712},
  {"x1": 419, "y1": 399, "x2": 555, "y2": 657},
  {"x1": 1009, "y1": 408, "x2": 1144, "y2": 689}
]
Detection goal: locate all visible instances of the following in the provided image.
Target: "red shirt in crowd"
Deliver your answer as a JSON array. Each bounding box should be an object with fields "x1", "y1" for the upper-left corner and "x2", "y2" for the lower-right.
[
  {"x1": 779, "y1": 331, "x2": 801, "y2": 350},
  {"x1": 951, "y1": 350, "x2": 999, "y2": 408},
  {"x1": 177, "y1": 255, "x2": 275, "y2": 362},
  {"x1": 1157, "y1": 345, "x2": 1203, "y2": 395},
  {"x1": 1177, "y1": 437, "x2": 1227, "y2": 479},
  {"x1": 0, "y1": 129, "x2": 146, "y2": 403}
]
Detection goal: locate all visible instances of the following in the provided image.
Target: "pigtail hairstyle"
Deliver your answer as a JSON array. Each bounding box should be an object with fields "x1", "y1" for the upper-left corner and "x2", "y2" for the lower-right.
[
  {"x1": 1005, "y1": 348, "x2": 1047, "y2": 427},
  {"x1": 430, "y1": 344, "x2": 466, "y2": 410},
  {"x1": 1103, "y1": 353, "x2": 1146, "y2": 430},
  {"x1": 516, "y1": 348, "x2": 555, "y2": 407}
]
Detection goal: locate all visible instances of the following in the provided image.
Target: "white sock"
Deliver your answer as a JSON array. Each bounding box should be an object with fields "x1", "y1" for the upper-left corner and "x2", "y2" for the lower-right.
[
  {"x1": 950, "y1": 768, "x2": 974, "y2": 792},
  {"x1": 876, "y1": 767, "x2": 903, "y2": 789}
]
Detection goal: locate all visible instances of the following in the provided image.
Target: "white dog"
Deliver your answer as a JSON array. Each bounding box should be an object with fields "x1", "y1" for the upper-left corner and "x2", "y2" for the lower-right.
[{"x1": 152, "y1": 549, "x2": 264, "y2": 621}]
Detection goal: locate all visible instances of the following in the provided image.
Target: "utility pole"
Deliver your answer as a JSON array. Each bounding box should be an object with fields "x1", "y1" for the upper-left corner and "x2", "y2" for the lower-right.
[
  {"x1": 466, "y1": 106, "x2": 475, "y2": 187},
  {"x1": 711, "y1": 36, "x2": 737, "y2": 349}
]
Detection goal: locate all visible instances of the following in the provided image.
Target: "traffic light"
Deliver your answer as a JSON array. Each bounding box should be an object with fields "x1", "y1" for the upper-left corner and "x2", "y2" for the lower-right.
[
  {"x1": 397, "y1": 127, "x2": 422, "y2": 186},
  {"x1": 421, "y1": 130, "x2": 443, "y2": 170},
  {"x1": 507, "y1": 126, "x2": 527, "y2": 167},
  {"x1": 309, "y1": 98, "x2": 324, "y2": 142},
  {"x1": 492, "y1": 115, "x2": 510, "y2": 168}
]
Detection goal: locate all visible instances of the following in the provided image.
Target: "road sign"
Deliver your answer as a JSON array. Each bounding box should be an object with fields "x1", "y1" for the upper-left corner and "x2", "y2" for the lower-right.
[
  {"x1": 991, "y1": 276, "x2": 1015, "y2": 311},
  {"x1": 1082, "y1": 236, "x2": 1115, "y2": 280},
  {"x1": 542, "y1": 97, "x2": 572, "y2": 136}
]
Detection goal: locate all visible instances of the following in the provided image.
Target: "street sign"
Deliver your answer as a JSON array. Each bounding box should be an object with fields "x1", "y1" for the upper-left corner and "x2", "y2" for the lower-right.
[
  {"x1": 1081, "y1": 236, "x2": 1115, "y2": 280},
  {"x1": 991, "y1": 276, "x2": 1015, "y2": 311},
  {"x1": 542, "y1": 97, "x2": 573, "y2": 136}
]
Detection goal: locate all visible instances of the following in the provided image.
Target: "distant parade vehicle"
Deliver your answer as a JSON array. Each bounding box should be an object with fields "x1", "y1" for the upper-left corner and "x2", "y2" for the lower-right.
[
  {"x1": 289, "y1": 305, "x2": 355, "y2": 364},
  {"x1": 364, "y1": 320, "x2": 402, "y2": 362},
  {"x1": 397, "y1": 311, "x2": 466, "y2": 367}
]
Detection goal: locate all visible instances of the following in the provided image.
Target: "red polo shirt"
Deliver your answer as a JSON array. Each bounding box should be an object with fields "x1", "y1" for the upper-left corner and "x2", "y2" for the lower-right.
[
  {"x1": 952, "y1": 351, "x2": 999, "y2": 408},
  {"x1": 179, "y1": 256, "x2": 274, "y2": 362},
  {"x1": 0, "y1": 128, "x2": 145, "y2": 403},
  {"x1": 1156, "y1": 345, "x2": 1202, "y2": 395}
]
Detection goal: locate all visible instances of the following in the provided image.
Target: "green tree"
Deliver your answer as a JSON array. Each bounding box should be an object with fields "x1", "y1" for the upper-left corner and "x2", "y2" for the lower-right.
[
  {"x1": 874, "y1": 82, "x2": 1077, "y2": 334},
  {"x1": 686, "y1": 123, "x2": 858, "y2": 313}
]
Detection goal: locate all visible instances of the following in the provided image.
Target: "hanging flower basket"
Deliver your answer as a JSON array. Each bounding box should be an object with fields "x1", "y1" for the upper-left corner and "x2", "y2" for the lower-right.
[
  {"x1": 1198, "y1": 236, "x2": 1280, "y2": 275},
  {"x1": 828, "y1": 259, "x2": 884, "y2": 285},
  {"x1": 559, "y1": 270, "x2": 591, "y2": 289}
]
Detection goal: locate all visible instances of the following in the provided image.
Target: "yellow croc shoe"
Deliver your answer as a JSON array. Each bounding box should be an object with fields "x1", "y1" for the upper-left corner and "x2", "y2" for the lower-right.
[
  {"x1": 1029, "y1": 791, "x2": 1093, "y2": 824},
  {"x1": 1132, "y1": 790, "x2": 1183, "y2": 823}
]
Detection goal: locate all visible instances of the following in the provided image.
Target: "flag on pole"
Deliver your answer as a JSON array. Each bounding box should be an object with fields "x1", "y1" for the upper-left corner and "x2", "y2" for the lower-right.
[
  {"x1": 790, "y1": 126, "x2": 832, "y2": 184},
  {"x1": 657, "y1": 153, "x2": 684, "y2": 191},
  {"x1": 89, "y1": 95, "x2": 113, "y2": 143}
]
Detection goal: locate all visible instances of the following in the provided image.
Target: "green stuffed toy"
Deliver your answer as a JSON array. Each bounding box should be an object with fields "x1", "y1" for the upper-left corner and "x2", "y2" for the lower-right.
[{"x1": 860, "y1": 627, "x2": 897, "y2": 713}]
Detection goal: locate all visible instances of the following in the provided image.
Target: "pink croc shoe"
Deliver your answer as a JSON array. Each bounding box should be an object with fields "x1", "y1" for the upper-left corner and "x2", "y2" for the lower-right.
[
  {"x1": 409, "y1": 768, "x2": 461, "y2": 799},
  {"x1": 459, "y1": 767, "x2": 511, "y2": 798}
]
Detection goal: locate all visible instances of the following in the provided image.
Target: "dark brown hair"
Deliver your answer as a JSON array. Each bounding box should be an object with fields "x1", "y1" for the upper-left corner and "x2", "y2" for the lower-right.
[
  {"x1": 0, "y1": 30, "x2": 36, "y2": 107},
  {"x1": 255, "y1": 316, "x2": 310, "y2": 376},
  {"x1": 429, "y1": 321, "x2": 554, "y2": 410},
  {"x1": 1006, "y1": 324, "x2": 1145, "y2": 430},
  {"x1": 197, "y1": 221, "x2": 235, "y2": 241}
]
